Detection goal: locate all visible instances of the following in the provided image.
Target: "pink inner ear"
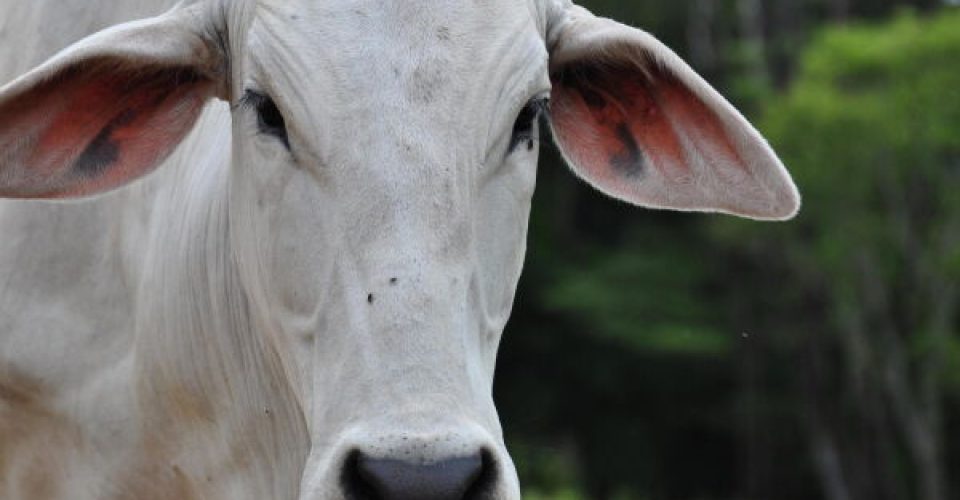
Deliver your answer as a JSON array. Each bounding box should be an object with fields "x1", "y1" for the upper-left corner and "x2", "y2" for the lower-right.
[
  {"x1": 5, "y1": 63, "x2": 212, "y2": 198},
  {"x1": 550, "y1": 60, "x2": 744, "y2": 196}
]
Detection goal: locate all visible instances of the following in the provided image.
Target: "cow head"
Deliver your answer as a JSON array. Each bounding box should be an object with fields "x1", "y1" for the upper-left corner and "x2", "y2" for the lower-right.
[{"x1": 0, "y1": 0, "x2": 798, "y2": 498}]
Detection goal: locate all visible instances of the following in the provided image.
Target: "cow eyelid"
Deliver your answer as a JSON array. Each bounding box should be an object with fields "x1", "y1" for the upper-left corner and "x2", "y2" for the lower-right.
[{"x1": 240, "y1": 89, "x2": 290, "y2": 150}]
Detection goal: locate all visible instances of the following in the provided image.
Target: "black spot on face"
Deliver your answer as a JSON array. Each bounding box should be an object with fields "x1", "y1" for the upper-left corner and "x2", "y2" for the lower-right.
[
  {"x1": 367, "y1": 293, "x2": 374, "y2": 304},
  {"x1": 609, "y1": 123, "x2": 645, "y2": 177},
  {"x1": 389, "y1": 277, "x2": 398, "y2": 285},
  {"x1": 73, "y1": 110, "x2": 136, "y2": 175}
]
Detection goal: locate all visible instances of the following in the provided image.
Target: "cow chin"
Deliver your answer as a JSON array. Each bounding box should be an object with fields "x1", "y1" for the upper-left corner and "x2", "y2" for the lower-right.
[{"x1": 298, "y1": 416, "x2": 521, "y2": 500}]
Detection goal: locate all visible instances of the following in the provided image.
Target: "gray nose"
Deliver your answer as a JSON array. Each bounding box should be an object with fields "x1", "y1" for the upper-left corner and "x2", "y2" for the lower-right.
[{"x1": 346, "y1": 451, "x2": 489, "y2": 500}]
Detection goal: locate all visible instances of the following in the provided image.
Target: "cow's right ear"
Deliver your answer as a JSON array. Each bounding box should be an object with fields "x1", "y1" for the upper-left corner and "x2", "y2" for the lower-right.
[{"x1": 0, "y1": 6, "x2": 224, "y2": 199}]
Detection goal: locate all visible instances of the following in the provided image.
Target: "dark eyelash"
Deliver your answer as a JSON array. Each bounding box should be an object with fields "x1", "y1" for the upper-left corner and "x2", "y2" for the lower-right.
[
  {"x1": 240, "y1": 89, "x2": 290, "y2": 149},
  {"x1": 509, "y1": 98, "x2": 549, "y2": 154}
]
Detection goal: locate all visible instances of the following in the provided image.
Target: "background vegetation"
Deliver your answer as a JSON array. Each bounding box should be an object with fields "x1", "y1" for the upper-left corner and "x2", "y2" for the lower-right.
[{"x1": 493, "y1": 1, "x2": 960, "y2": 499}]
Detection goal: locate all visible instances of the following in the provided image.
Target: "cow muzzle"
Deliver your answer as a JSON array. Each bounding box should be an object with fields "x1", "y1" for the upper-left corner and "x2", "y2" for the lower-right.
[
  {"x1": 342, "y1": 447, "x2": 493, "y2": 499},
  {"x1": 300, "y1": 419, "x2": 519, "y2": 500}
]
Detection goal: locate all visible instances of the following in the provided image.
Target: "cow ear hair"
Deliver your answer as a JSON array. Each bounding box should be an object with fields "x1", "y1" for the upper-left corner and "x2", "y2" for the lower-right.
[
  {"x1": 546, "y1": 5, "x2": 800, "y2": 220},
  {"x1": 0, "y1": 5, "x2": 224, "y2": 199}
]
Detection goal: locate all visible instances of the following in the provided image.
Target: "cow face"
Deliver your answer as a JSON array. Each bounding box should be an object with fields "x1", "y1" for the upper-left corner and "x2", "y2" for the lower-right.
[
  {"x1": 226, "y1": 0, "x2": 563, "y2": 495},
  {"x1": 0, "y1": 0, "x2": 798, "y2": 499},
  {"x1": 227, "y1": 2, "x2": 548, "y2": 496}
]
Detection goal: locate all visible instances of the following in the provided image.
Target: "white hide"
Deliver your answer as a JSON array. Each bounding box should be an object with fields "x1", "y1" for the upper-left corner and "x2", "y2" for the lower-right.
[{"x1": 0, "y1": 1, "x2": 798, "y2": 499}]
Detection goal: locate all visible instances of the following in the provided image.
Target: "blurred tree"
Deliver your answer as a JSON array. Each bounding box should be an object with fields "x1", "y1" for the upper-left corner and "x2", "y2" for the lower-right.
[{"x1": 718, "y1": 9, "x2": 960, "y2": 500}]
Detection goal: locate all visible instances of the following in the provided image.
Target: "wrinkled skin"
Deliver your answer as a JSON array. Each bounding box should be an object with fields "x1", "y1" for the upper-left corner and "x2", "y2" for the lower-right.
[{"x1": 0, "y1": 0, "x2": 798, "y2": 498}]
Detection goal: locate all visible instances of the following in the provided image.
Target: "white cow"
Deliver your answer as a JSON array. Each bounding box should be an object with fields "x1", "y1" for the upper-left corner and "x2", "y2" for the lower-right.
[{"x1": 0, "y1": 0, "x2": 799, "y2": 498}]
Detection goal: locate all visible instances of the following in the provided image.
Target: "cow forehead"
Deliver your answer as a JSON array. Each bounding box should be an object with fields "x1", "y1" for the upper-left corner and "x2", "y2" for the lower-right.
[
  {"x1": 251, "y1": 0, "x2": 544, "y2": 77},
  {"x1": 237, "y1": 0, "x2": 548, "y2": 247},
  {"x1": 248, "y1": 0, "x2": 549, "y2": 144},
  {"x1": 256, "y1": 0, "x2": 544, "y2": 38}
]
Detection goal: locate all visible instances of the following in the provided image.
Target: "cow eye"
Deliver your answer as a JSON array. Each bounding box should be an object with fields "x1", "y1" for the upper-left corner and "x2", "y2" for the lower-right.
[
  {"x1": 242, "y1": 90, "x2": 290, "y2": 149},
  {"x1": 509, "y1": 98, "x2": 548, "y2": 154}
]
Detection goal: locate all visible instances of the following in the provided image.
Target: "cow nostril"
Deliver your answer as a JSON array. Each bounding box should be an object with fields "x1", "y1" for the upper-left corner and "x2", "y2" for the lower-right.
[{"x1": 343, "y1": 449, "x2": 492, "y2": 500}]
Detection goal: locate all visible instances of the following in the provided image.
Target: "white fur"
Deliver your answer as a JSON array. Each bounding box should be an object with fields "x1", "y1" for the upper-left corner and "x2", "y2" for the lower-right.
[{"x1": 0, "y1": 1, "x2": 797, "y2": 499}]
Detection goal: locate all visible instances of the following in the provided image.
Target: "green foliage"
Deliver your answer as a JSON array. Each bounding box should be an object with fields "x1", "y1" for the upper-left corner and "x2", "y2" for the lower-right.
[
  {"x1": 757, "y1": 8, "x2": 960, "y2": 331},
  {"x1": 768, "y1": 9, "x2": 960, "y2": 201},
  {"x1": 541, "y1": 240, "x2": 732, "y2": 356},
  {"x1": 718, "y1": 8, "x2": 960, "y2": 498},
  {"x1": 509, "y1": 439, "x2": 587, "y2": 500}
]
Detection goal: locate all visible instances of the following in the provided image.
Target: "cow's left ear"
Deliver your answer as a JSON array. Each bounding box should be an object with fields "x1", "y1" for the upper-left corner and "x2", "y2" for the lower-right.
[
  {"x1": 546, "y1": 5, "x2": 800, "y2": 220},
  {"x1": 0, "y1": 5, "x2": 224, "y2": 199}
]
